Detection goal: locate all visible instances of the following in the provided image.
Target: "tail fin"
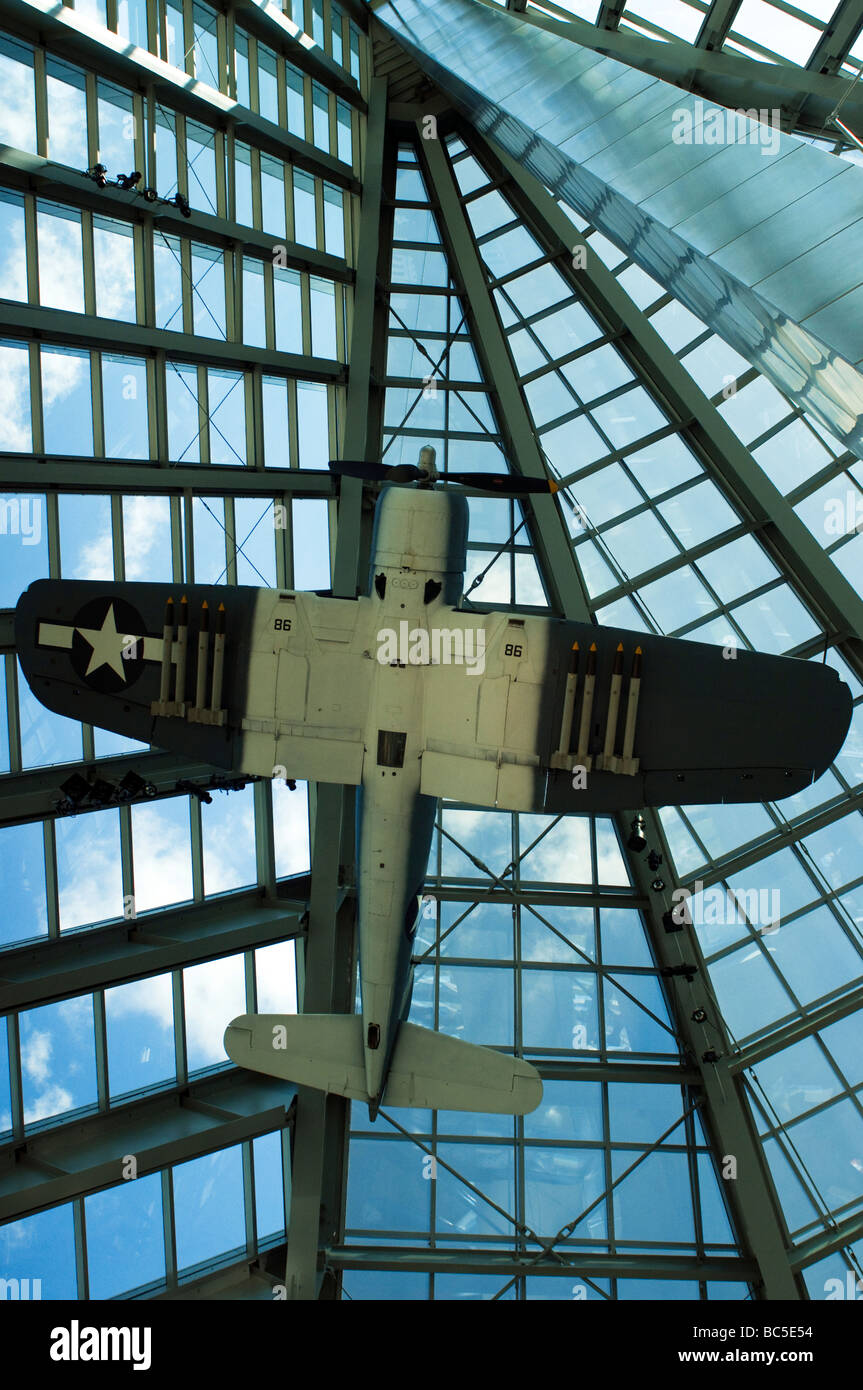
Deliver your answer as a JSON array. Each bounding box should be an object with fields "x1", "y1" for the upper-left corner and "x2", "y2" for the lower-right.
[{"x1": 224, "y1": 1013, "x2": 542, "y2": 1115}]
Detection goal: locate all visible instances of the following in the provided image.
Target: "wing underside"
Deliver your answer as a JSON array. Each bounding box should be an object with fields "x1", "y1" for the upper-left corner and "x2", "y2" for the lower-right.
[
  {"x1": 15, "y1": 580, "x2": 372, "y2": 786},
  {"x1": 419, "y1": 612, "x2": 852, "y2": 811}
]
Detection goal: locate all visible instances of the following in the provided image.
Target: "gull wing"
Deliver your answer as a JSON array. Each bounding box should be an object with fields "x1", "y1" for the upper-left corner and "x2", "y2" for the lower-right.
[
  {"x1": 418, "y1": 611, "x2": 851, "y2": 811},
  {"x1": 15, "y1": 580, "x2": 375, "y2": 786}
]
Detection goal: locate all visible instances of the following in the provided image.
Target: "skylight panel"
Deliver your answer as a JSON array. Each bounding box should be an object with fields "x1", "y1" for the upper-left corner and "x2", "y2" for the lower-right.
[
  {"x1": 530, "y1": 0, "x2": 601, "y2": 21},
  {"x1": 55, "y1": 807, "x2": 123, "y2": 928},
  {"x1": 85, "y1": 1174, "x2": 166, "y2": 1298},
  {"x1": 20, "y1": 997, "x2": 98, "y2": 1126},
  {"x1": 729, "y1": 0, "x2": 822, "y2": 64},
  {"x1": 105, "y1": 972, "x2": 176, "y2": 1098},
  {"x1": 731, "y1": 582, "x2": 820, "y2": 652},
  {"x1": 173, "y1": 1146, "x2": 246, "y2": 1272},
  {"x1": 131, "y1": 798, "x2": 194, "y2": 914},
  {"x1": 272, "y1": 779, "x2": 311, "y2": 876},
  {"x1": 0, "y1": 1205, "x2": 77, "y2": 1298},
  {"x1": 622, "y1": 0, "x2": 705, "y2": 45},
  {"x1": 0, "y1": 821, "x2": 48, "y2": 947},
  {"x1": 184, "y1": 954, "x2": 247, "y2": 1072},
  {"x1": 200, "y1": 783, "x2": 257, "y2": 894}
]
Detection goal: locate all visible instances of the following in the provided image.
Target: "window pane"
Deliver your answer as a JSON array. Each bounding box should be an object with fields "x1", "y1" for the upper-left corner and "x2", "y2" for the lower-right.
[
  {"x1": 103, "y1": 354, "x2": 149, "y2": 458},
  {"x1": 0, "y1": 36, "x2": 37, "y2": 154},
  {"x1": 46, "y1": 60, "x2": 88, "y2": 168},
  {"x1": 41, "y1": 346, "x2": 93, "y2": 455},
  {"x1": 0, "y1": 191, "x2": 27, "y2": 301},
  {"x1": 37, "y1": 203, "x2": 84, "y2": 312},
  {"x1": 93, "y1": 216, "x2": 136, "y2": 321}
]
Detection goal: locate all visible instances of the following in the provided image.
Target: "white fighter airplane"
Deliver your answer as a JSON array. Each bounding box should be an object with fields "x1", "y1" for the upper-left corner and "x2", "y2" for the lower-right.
[{"x1": 15, "y1": 451, "x2": 852, "y2": 1117}]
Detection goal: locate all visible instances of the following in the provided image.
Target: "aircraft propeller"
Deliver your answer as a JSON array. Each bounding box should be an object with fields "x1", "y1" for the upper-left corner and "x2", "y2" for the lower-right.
[{"x1": 328, "y1": 455, "x2": 558, "y2": 496}]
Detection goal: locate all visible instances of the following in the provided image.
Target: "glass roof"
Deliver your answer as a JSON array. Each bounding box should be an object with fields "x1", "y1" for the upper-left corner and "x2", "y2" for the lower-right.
[{"x1": 0, "y1": 0, "x2": 861, "y2": 1304}]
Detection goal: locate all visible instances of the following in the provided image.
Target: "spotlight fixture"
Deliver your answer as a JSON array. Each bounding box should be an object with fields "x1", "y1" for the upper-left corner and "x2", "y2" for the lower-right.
[
  {"x1": 175, "y1": 777, "x2": 213, "y2": 804},
  {"x1": 118, "y1": 769, "x2": 147, "y2": 802},
  {"x1": 87, "y1": 778, "x2": 116, "y2": 806},
  {"x1": 116, "y1": 170, "x2": 142, "y2": 190},
  {"x1": 627, "y1": 814, "x2": 647, "y2": 853},
  {"x1": 651, "y1": 877, "x2": 666, "y2": 892},
  {"x1": 142, "y1": 187, "x2": 159, "y2": 203},
  {"x1": 662, "y1": 908, "x2": 683, "y2": 935},
  {"x1": 88, "y1": 163, "x2": 108, "y2": 188},
  {"x1": 172, "y1": 192, "x2": 192, "y2": 218},
  {"x1": 59, "y1": 772, "x2": 90, "y2": 806},
  {"x1": 691, "y1": 1008, "x2": 707, "y2": 1023},
  {"x1": 647, "y1": 849, "x2": 663, "y2": 872}
]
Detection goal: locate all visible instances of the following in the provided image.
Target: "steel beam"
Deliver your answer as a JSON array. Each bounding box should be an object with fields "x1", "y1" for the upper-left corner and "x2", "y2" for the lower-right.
[
  {"x1": 415, "y1": 124, "x2": 593, "y2": 621},
  {"x1": 696, "y1": 0, "x2": 742, "y2": 52},
  {"x1": 283, "y1": 789, "x2": 355, "y2": 1300},
  {"x1": 332, "y1": 75, "x2": 391, "y2": 596},
  {"x1": 0, "y1": 302, "x2": 344, "y2": 385},
  {"x1": 728, "y1": 984, "x2": 863, "y2": 1074},
  {"x1": 618, "y1": 809, "x2": 803, "y2": 1298},
  {"x1": 0, "y1": 883, "x2": 309, "y2": 1013},
  {"x1": 0, "y1": 459, "x2": 335, "y2": 499},
  {"x1": 0, "y1": 0, "x2": 365, "y2": 122},
  {"x1": 326, "y1": 1243, "x2": 756, "y2": 1281},
  {"x1": 0, "y1": 150, "x2": 354, "y2": 282},
  {"x1": 0, "y1": 1067, "x2": 296, "y2": 1223},
  {"x1": 807, "y1": 0, "x2": 863, "y2": 76},
  {"x1": 791, "y1": 1208, "x2": 863, "y2": 1271},
  {"x1": 538, "y1": 1059, "x2": 699, "y2": 1085},
  {"x1": 0, "y1": 750, "x2": 224, "y2": 829}
]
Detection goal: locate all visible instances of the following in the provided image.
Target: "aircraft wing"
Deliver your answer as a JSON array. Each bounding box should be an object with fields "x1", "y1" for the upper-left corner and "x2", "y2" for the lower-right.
[
  {"x1": 15, "y1": 580, "x2": 374, "y2": 786},
  {"x1": 418, "y1": 610, "x2": 852, "y2": 811}
]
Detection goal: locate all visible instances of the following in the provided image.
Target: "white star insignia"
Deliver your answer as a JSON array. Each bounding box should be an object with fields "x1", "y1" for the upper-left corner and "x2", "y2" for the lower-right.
[{"x1": 75, "y1": 603, "x2": 138, "y2": 680}]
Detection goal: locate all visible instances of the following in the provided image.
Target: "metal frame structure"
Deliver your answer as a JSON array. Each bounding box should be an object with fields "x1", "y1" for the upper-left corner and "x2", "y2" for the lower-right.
[{"x1": 0, "y1": 0, "x2": 861, "y2": 1302}]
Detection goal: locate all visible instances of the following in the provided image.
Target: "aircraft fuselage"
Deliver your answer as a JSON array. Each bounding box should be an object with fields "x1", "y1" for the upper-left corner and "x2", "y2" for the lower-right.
[{"x1": 357, "y1": 485, "x2": 469, "y2": 1113}]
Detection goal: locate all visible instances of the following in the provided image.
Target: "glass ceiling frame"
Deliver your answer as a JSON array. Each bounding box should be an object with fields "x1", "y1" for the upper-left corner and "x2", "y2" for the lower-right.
[{"x1": 1, "y1": 0, "x2": 861, "y2": 1301}]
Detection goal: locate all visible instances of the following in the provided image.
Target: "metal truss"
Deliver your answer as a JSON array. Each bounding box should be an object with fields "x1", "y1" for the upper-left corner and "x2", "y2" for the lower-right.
[
  {"x1": 0, "y1": 1068, "x2": 296, "y2": 1224},
  {"x1": 400, "y1": 104, "x2": 802, "y2": 1298}
]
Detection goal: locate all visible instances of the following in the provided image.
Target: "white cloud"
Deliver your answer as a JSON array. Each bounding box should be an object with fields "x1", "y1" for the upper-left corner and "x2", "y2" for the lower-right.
[
  {"x1": 123, "y1": 496, "x2": 171, "y2": 581},
  {"x1": 21, "y1": 1028, "x2": 52, "y2": 1085},
  {"x1": 131, "y1": 800, "x2": 193, "y2": 913},
  {"x1": 23, "y1": 1083, "x2": 75, "y2": 1124},
  {"x1": 37, "y1": 213, "x2": 85, "y2": 312},
  {"x1": 0, "y1": 345, "x2": 32, "y2": 451}
]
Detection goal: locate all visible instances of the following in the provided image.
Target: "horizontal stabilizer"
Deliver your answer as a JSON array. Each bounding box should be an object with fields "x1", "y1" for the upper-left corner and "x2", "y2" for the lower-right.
[{"x1": 224, "y1": 1013, "x2": 542, "y2": 1115}]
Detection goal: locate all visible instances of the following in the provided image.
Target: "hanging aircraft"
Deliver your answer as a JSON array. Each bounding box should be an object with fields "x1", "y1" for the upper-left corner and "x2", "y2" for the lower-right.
[{"x1": 14, "y1": 451, "x2": 852, "y2": 1118}]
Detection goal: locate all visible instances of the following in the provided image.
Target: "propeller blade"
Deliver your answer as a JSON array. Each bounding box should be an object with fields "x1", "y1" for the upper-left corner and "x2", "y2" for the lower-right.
[
  {"x1": 446, "y1": 472, "x2": 559, "y2": 495},
  {"x1": 328, "y1": 459, "x2": 426, "y2": 484},
  {"x1": 328, "y1": 459, "x2": 391, "y2": 481}
]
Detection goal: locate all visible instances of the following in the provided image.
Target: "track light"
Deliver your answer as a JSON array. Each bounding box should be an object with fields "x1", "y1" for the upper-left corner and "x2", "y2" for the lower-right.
[
  {"x1": 116, "y1": 170, "x2": 142, "y2": 190},
  {"x1": 627, "y1": 814, "x2": 647, "y2": 853},
  {"x1": 647, "y1": 849, "x2": 663, "y2": 871},
  {"x1": 87, "y1": 163, "x2": 108, "y2": 188},
  {"x1": 175, "y1": 777, "x2": 213, "y2": 804},
  {"x1": 142, "y1": 186, "x2": 158, "y2": 202},
  {"x1": 59, "y1": 772, "x2": 90, "y2": 806},
  {"x1": 172, "y1": 192, "x2": 191, "y2": 218},
  {"x1": 87, "y1": 778, "x2": 115, "y2": 807},
  {"x1": 118, "y1": 770, "x2": 150, "y2": 802}
]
